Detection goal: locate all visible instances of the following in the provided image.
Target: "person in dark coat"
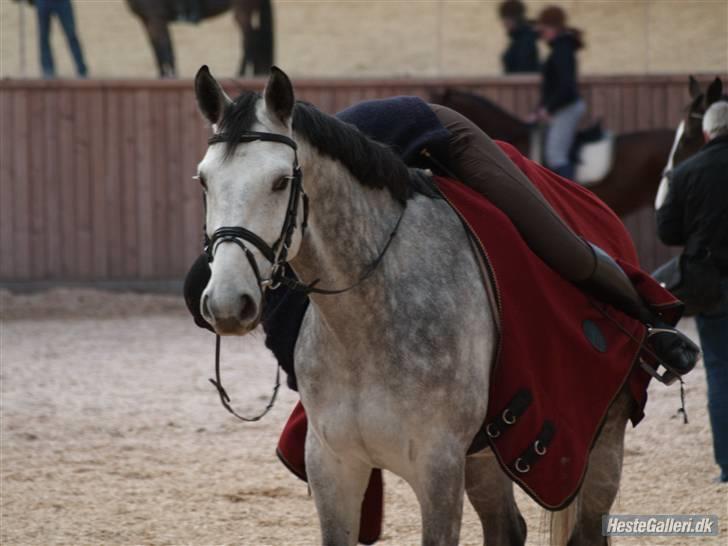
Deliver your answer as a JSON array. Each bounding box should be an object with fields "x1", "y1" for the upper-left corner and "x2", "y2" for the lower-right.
[
  {"x1": 657, "y1": 101, "x2": 728, "y2": 483},
  {"x1": 531, "y1": 5, "x2": 585, "y2": 178},
  {"x1": 498, "y1": 0, "x2": 539, "y2": 74}
]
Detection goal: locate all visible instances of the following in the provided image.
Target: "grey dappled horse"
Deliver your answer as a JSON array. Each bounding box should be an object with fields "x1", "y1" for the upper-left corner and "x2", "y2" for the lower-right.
[{"x1": 194, "y1": 66, "x2": 631, "y2": 546}]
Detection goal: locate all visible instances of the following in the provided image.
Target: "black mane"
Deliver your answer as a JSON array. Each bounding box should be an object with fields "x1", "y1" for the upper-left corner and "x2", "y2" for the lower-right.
[{"x1": 218, "y1": 92, "x2": 411, "y2": 203}]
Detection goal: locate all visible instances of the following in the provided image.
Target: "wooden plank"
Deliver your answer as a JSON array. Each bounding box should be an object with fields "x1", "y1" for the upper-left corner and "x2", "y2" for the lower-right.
[
  {"x1": 318, "y1": 88, "x2": 336, "y2": 114},
  {"x1": 104, "y1": 91, "x2": 123, "y2": 278},
  {"x1": 181, "y1": 89, "x2": 204, "y2": 267},
  {"x1": 121, "y1": 91, "x2": 139, "y2": 278},
  {"x1": 0, "y1": 89, "x2": 14, "y2": 280},
  {"x1": 89, "y1": 89, "x2": 108, "y2": 279},
  {"x1": 13, "y1": 91, "x2": 30, "y2": 280},
  {"x1": 59, "y1": 89, "x2": 76, "y2": 278},
  {"x1": 636, "y1": 83, "x2": 652, "y2": 130},
  {"x1": 44, "y1": 88, "x2": 62, "y2": 278},
  {"x1": 74, "y1": 91, "x2": 93, "y2": 279},
  {"x1": 151, "y1": 89, "x2": 169, "y2": 277},
  {"x1": 135, "y1": 90, "x2": 154, "y2": 279},
  {"x1": 621, "y1": 83, "x2": 638, "y2": 132},
  {"x1": 606, "y1": 84, "x2": 623, "y2": 133},
  {"x1": 650, "y1": 82, "x2": 668, "y2": 130},
  {"x1": 591, "y1": 82, "x2": 607, "y2": 127},
  {"x1": 27, "y1": 91, "x2": 47, "y2": 279},
  {"x1": 165, "y1": 89, "x2": 183, "y2": 276}
]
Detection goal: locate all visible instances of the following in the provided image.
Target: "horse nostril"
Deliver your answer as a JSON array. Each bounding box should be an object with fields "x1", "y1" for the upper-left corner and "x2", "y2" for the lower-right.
[
  {"x1": 202, "y1": 293, "x2": 212, "y2": 320},
  {"x1": 239, "y1": 294, "x2": 257, "y2": 322}
]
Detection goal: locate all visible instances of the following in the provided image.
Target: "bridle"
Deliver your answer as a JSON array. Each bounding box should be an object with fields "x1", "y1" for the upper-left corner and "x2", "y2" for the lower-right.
[
  {"x1": 205, "y1": 131, "x2": 308, "y2": 295},
  {"x1": 205, "y1": 130, "x2": 405, "y2": 297},
  {"x1": 203, "y1": 129, "x2": 406, "y2": 422}
]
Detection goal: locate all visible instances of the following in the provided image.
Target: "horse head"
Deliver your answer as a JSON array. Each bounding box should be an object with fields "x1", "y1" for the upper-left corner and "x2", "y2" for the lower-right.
[
  {"x1": 669, "y1": 76, "x2": 724, "y2": 169},
  {"x1": 194, "y1": 66, "x2": 305, "y2": 334}
]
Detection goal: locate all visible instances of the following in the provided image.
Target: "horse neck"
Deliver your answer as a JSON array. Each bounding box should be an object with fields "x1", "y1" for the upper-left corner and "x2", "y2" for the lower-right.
[
  {"x1": 290, "y1": 141, "x2": 404, "y2": 323},
  {"x1": 457, "y1": 95, "x2": 530, "y2": 149}
]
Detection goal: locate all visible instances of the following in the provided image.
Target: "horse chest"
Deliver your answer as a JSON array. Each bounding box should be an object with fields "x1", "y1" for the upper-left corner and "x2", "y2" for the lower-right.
[{"x1": 295, "y1": 332, "x2": 445, "y2": 457}]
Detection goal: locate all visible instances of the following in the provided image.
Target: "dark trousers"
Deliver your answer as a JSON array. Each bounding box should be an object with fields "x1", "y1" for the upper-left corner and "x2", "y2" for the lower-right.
[
  {"x1": 36, "y1": 0, "x2": 87, "y2": 78},
  {"x1": 696, "y1": 279, "x2": 728, "y2": 481}
]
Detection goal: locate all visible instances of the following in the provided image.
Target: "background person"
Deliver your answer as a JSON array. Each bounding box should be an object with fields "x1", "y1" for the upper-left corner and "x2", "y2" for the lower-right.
[
  {"x1": 34, "y1": 0, "x2": 88, "y2": 78},
  {"x1": 656, "y1": 101, "x2": 728, "y2": 483},
  {"x1": 531, "y1": 5, "x2": 585, "y2": 178},
  {"x1": 498, "y1": 0, "x2": 539, "y2": 74}
]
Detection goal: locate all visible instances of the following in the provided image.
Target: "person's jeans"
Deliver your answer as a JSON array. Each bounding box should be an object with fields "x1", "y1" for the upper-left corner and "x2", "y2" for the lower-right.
[
  {"x1": 545, "y1": 98, "x2": 586, "y2": 178},
  {"x1": 696, "y1": 278, "x2": 728, "y2": 481},
  {"x1": 36, "y1": 0, "x2": 87, "y2": 78}
]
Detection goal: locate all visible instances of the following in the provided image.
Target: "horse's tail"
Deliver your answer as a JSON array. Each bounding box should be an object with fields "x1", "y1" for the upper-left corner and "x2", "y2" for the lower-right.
[{"x1": 549, "y1": 500, "x2": 578, "y2": 546}]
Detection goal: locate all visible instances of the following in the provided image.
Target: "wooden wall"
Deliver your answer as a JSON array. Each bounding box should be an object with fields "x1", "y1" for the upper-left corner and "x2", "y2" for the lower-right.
[{"x1": 0, "y1": 75, "x2": 716, "y2": 283}]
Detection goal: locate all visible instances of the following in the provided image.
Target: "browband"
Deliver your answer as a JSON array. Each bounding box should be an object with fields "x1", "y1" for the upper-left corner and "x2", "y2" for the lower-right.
[{"x1": 208, "y1": 131, "x2": 298, "y2": 150}]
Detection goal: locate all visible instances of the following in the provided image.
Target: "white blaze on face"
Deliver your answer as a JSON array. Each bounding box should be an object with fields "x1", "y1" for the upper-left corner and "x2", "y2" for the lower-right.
[{"x1": 655, "y1": 120, "x2": 685, "y2": 210}]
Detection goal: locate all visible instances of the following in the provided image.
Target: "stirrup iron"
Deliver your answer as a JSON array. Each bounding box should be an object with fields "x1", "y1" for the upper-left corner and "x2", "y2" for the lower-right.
[{"x1": 640, "y1": 327, "x2": 700, "y2": 386}]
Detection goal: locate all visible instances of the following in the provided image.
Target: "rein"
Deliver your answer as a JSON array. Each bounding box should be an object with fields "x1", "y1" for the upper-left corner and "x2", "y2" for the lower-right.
[{"x1": 204, "y1": 129, "x2": 406, "y2": 422}]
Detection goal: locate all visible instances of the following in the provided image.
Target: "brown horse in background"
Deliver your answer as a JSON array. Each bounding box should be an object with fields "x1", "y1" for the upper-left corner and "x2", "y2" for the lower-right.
[
  {"x1": 430, "y1": 88, "x2": 675, "y2": 216},
  {"x1": 125, "y1": 0, "x2": 273, "y2": 78}
]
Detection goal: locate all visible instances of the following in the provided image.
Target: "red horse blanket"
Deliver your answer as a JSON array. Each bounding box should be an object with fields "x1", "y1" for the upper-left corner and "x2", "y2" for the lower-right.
[{"x1": 277, "y1": 141, "x2": 681, "y2": 542}]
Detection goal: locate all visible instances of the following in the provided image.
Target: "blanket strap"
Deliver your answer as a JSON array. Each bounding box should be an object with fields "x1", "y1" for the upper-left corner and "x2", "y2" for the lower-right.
[{"x1": 513, "y1": 421, "x2": 556, "y2": 474}]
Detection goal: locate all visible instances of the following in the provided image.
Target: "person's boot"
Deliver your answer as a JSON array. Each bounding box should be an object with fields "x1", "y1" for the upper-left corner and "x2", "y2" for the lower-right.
[{"x1": 579, "y1": 244, "x2": 700, "y2": 380}]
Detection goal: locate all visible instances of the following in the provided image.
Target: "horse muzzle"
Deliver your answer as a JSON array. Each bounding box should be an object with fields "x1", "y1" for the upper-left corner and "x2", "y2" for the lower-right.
[{"x1": 201, "y1": 288, "x2": 260, "y2": 335}]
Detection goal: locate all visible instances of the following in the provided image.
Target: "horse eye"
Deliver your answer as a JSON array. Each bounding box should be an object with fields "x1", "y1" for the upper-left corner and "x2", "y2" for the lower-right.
[{"x1": 272, "y1": 176, "x2": 290, "y2": 192}]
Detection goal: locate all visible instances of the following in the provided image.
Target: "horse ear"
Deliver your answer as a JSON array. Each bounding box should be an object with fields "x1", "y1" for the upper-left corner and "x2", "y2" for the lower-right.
[
  {"x1": 195, "y1": 65, "x2": 232, "y2": 127},
  {"x1": 705, "y1": 77, "x2": 723, "y2": 107},
  {"x1": 264, "y1": 66, "x2": 295, "y2": 125},
  {"x1": 688, "y1": 76, "x2": 702, "y2": 100},
  {"x1": 689, "y1": 93, "x2": 704, "y2": 113}
]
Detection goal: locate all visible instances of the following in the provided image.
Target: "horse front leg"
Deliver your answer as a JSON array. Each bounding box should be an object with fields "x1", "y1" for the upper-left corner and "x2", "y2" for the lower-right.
[
  {"x1": 411, "y1": 442, "x2": 467, "y2": 546},
  {"x1": 305, "y1": 430, "x2": 372, "y2": 546}
]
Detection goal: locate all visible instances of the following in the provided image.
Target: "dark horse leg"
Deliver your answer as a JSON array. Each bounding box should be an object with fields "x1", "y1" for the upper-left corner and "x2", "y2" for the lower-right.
[
  {"x1": 144, "y1": 18, "x2": 176, "y2": 78},
  {"x1": 234, "y1": 0, "x2": 273, "y2": 76}
]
